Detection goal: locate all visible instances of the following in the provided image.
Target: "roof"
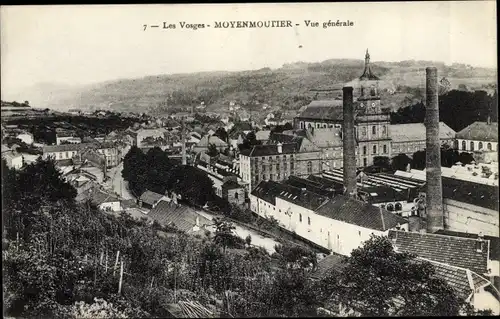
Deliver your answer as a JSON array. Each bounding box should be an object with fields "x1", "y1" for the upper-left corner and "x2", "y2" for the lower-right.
[
  {"x1": 54, "y1": 159, "x2": 74, "y2": 167},
  {"x1": 251, "y1": 180, "x2": 329, "y2": 211},
  {"x1": 222, "y1": 180, "x2": 242, "y2": 190},
  {"x1": 434, "y1": 229, "x2": 500, "y2": 261},
  {"x1": 456, "y1": 121, "x2": 498, "y2": 142},
  {"x1": 315, "y1": 196, "x2": 407, "y2": 231},
  {"x1": 148, "y1": 201, "x2": 212, "y2": 233},
  {"x1": 388, "y1": 230, "x2": 489, "y2": 274},
  {"x1": 88, "y1": 189, "x2": 121, "y2": 205},
  {"x1": 239, "y1": 143, "x2": 298, "y2": 157},
  {"x1": 43, "y1": 142, "x2": 115, "y2": 153},
  {"x1": 304, "y1": 128, "x2": 343, "y2": 148},
  {"x1": 389, "y1": 122, "x2": 456, "y2": 143},
  {"x1": 139, "y1": 190, "x2": 165, "y2": 206},
  {"x1": 310, "y1": 253, "x2": 348, "y2": 280},
  {"x1": 196, "y1": 135, "x2": 228, "y2": 148},
  {"x1": 296, "y1": 100, "x2": 344, "y2": 121},
  {"x1": 440, "y1": 176, "x2": 499, "y2": 211},
  {"x1": 255, "y1": 130, "x2": 271, "y2": 141}
]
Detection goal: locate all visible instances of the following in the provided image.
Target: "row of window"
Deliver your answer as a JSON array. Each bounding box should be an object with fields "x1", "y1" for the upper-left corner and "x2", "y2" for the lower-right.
[
  {"x1": 256, "y1": 162, "x2": 294, "y2": 173},
  {"x1": 299, "y1": 122, "x2": 388, "y2": 137},
  {"x1": 460, "y1": 140, "x2": 494, "y2": 151},
  {"x1": 362, "y1": 144, "x2": 388, "y2": 155}
]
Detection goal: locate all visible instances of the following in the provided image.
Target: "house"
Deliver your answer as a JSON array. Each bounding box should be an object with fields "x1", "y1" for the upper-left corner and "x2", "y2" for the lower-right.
[
  {"x1": 390, "y1": 122, "x2": 456, "y2": 156},
  {"x1": 15, "y1": 131, "x2": 34, "y2": 145},
  {"x1": 197, "y1": 161, "x2": 240, "y2": 198},
  {"x1": 456, "y1": 120, "x2": 498, "y2": 163},
  {"x1": 85, "y1": 188, "x2": 122, "y2": 212},
  {"x1": 388, "y1": 230, "x2": 499, "y2": 314},
  {"x1": 126, "y1": 128, "x2": 167, "y2": 147},
  {"x1": 255, "y1": 130, "x2": 271, "y2": 142},
  {"x1": 193, "y1": 135, "x2": 228, "y2": 153},
  {"x1": 1, "y1": 145, "x2": 23, "y2": 169},
  {"x1": 222, "y1": 180, "x2": 246, "y2": 206},
  {"x1": 138, "y1": 190, "x2": 168, "y2": 209},
  {"x1": 250, "y1": 180, "x2": 408, "y2": 256},
  {"x1": 42, "y1": 142, "x2": 120, "y2": 168},
  {"x1": 239, "y1": 135, "x2": 323, "y2": 191},
  {"x1": 148, "y1": 200, "x2": 213, "y2": 234}
]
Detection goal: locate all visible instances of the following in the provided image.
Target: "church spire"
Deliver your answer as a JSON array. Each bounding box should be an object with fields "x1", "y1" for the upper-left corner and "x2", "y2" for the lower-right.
[{"x1": 360, "y1": 48, "x2": 379, "y2": 80}]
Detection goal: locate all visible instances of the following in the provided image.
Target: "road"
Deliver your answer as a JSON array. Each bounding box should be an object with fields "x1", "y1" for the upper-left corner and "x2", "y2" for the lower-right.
[
  {"x1": 196, "y1": 209, "x2": 279, "y2": 254},
  {"x1": 104, "y1": 162, "x2": 134, "y2": 200}
]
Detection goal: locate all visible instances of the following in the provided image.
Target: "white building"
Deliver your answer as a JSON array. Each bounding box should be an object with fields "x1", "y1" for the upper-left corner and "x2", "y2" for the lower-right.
[
  {"x1": 250, "y1": 180, "x2": 407, "y2": 256},
  {"x1": 455, "y1": 121, "x2": 498, "y2": 155},
  {"x1": 15, "y1": 132, "x2": 34, "y2": 145},
  {"x1": 1, "y1": 146, "x2": 23, "y2": 169}
]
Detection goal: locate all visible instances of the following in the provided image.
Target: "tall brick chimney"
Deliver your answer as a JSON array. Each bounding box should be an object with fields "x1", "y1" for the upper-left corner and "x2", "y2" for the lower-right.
[
  {"x1": 343, "y1": 86, "x2": 357, "y2": 198},
  {"x1": 425, "y1": 67, "x2": 444, "y2": 233}
]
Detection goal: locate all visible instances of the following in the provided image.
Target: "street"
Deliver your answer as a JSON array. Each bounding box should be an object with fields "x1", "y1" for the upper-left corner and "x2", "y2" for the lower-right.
[{"x1": 104, "y1": 162, "x2": 134, "y2": 200}]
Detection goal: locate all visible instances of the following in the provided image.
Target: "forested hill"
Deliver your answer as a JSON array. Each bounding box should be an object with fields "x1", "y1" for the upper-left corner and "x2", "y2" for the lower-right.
[{"x1": 7, "y1": 59, "x2": 496, "y2": 113}]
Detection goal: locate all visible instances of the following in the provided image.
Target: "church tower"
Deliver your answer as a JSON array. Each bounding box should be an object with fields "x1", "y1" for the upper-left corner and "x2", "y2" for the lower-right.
[{"x1": 355, "y1": 49, "x2": 391, "y2": 167}]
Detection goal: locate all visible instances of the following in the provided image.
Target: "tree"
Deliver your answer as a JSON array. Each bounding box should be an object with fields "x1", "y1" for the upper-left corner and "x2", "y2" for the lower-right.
[
  {"x1": 458, "y1": 152, "x2": 475, "y2": 165},
  {"x1": 166, "y1": 165, "x2": 216, "y2": 205},
  {"x1": 207, "y1": 143, "x2": 219, "y2": 157},
  {"x1": 373, "y1": 156, "x2": 390, "y2": 169},
  {"x1": 245, "y1": 235, "x2": 252, "y2": 247},
  {"x1": 391, "y1": 154, "x2": 412, "y2": 172},
  {"x1": 212, "y1": 218, "x2": 242, "y2": 253},
  {"x1": 411, "y1": 150, "x2": 426, "y2": 170},
  {"x1": 330, "y1": 235, "x2": 474, "y2": 316},
  {"x1": 441, "y1": 148, "x2": 460, "y2": 167},
  {"x1": 214, "y1": 127, "x2": 228, "y2": 143}
]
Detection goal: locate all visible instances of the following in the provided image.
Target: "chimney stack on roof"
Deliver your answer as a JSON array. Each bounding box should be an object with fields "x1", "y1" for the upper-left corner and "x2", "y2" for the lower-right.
[
  {"x1": 342, "y1": 86, "x2": 357, "y2": 198},
  {"x1": 425, "y1": 67, "x2": 444, "y2": 233},
  {"x1": 277, "y1": 142, "x2": 283, "y2": 154}
]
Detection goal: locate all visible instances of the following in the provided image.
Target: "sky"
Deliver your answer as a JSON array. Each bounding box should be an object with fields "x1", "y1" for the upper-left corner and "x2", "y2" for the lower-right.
[{"x1": 1, "y1": 1, "x2": 497, "y2": 92}]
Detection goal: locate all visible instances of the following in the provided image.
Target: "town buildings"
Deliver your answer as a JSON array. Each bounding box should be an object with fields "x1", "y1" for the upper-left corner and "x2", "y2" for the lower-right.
[
  {"x1": 239, "y1": 138, "x2": 322, "y2": 191},
  {"x1": 42, "y1": 142, "x2": 120, "y2": 168},
  {"x1": 249, "y1": 179, "x2": 407, "y2": 256},
  {"x1": 1, "y1": 145, "x2": 23, "y2": 169},
  {"x1": 193, "y1": 135, "x2": 228, "y2": 154}
]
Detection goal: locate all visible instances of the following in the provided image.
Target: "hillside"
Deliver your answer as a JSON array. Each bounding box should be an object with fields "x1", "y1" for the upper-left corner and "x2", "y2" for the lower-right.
[{"x1": 7, "y1": 59, "x2": 497, "y2": 114}]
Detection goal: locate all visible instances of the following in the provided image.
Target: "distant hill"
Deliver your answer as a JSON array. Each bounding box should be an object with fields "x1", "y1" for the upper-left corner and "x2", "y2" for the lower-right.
[{"x1": 7, "y1": 59, "x2": 497, "y2": 114}]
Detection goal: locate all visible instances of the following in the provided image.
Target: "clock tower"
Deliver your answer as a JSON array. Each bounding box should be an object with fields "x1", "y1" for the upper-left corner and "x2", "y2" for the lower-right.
[{"x1": 355, "y1": 49, "x2": 391, "y2": 167}]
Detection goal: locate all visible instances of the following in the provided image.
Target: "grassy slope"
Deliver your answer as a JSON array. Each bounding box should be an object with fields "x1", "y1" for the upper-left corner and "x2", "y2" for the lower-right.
[{"x1": 16, "y1": 59, "x2": 497, "y2": 114}]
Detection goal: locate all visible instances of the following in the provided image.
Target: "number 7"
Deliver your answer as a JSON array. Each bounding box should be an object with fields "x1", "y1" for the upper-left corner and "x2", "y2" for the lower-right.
[{"x1": 143, "y1": 24, "x2": 147, "y2": 31}]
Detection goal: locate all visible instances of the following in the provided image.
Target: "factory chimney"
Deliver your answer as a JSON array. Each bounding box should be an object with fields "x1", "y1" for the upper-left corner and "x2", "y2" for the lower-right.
[
  {"x1": 342, "y1": 86, "x2": 357, "y2": 198},
  {"x1": 425, "y1": 67, "x2": 444, "y2": 233}
]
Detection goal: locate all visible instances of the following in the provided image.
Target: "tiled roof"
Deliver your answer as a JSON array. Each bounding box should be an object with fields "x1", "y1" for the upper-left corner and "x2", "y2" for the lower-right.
[
  {"x1": 148, "y1": 201, "x2": 212, "y2": 233},
  {"x1": 434, "y1": 229, "x2": 500, "y2": 261},
  {"x1": 239, "y1": 143, "x2": 297, "y2": 157},
  {"x1": 310, "y1": 253, "x2": 348, "y2": 280},
  {"x1": 424, "y1": 259, "x2": 473, "y2": 300},
  {"x1": 440, "y1": 176, "x2": 499, "y2": 211},
  {"x1": 43, "y1": 142, "x2": 116, "y2": 153},
  {"x1": 251, "y1": 180, "x2": 329, "y2": 211},
  {"x1": 296, "y1": 100, "x2": 344, "y2": 121},
  {"x1": 456, "y1": 121, "x2": 498, "y2": 142},
  {"x1": 196, "y1": 135, "x2": 228, "y2": 148},
  {"x1": 388, "y1": 230, "x2": 489, "y2": 274},
  {"x1": 255, "y1": 130, "x2": 271, "y2": 141},
  {"x1": 389, "y1": 122, "x2": 456, "y2": 143},
  {"x1": 315, "y1": 197, "x2": 407, "y2": 231},
  {"x1": 139, "y1": 190, "x2": 165, "y2": 206},
  {"x1": 87, "y1": 188, "x2": 121, "y2": 205},
  {"x1": 304, "y1": 128, "x2": 343, "y2": 148},
  {"x1": 222, "y1": 180, "x2": 242, "y2": 190},
  {"x1": 283, "y1": 175, "x2": 335, "y2": 198}
]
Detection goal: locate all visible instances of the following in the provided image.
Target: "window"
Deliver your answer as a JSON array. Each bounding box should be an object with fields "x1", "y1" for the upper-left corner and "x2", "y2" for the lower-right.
[
  {"x1": 372, "y1": 126, "x2": 377, "y2": 135},
  {"x1": 307, "y1": 161, "x2": 313, "y2": 174},
  {"x1": 372, "y1": 145, "x2": 377, "y2": 155},
  {"x1": 290, "y1": 162, "x2": 294, "y2": 170},
  {"x1": 300, "y1": 122, "x2": 304, "y2": 129},
  {"x1": 382, "y1": 126, "x2": 387, "y2": 135},
  {"x1": 488, "y1": 143, "x2": 492, "y2": 151},
  {"x1": 395, "y1": 202, "x2": 402, "y2": 211},
  {"x1": 478, "y1": 142, "x2": 483, "y2": 150},
  {"x1": 276, "y1": 163, "x2": 280, "y2": 171},
  {"x1": 235, "y1": 192, "x2": 238, "y2": 200},
  {"x1": 363, "y1": 158, "x2": 367, "y2": 167},
  {"x1": 299, "y1": 214, "x2": 302, "y2": 222},
  {"x1": 470, "y1": 141, "x2": 475, "y2": 151},
  {"x1": 358, "y1": 231, "x2": 361, "y2": 237},
  {"x1": 363, "y1": 146, "x2": 367, "y2": 155},
  {"x1": 362, "y1": 127, "x2": 367, "y2": 136},
  {"x1": 383, "y1": 145, "x2": 387, "y2": 154},
  {"x1": 462, "y1": 140, "x2": 466, "y2": 151},
  {"x1": 316, "y1": 123, "x2": 320, "y2": 128},
  {"x1": 308, "y1": 217, "x2": 311, "y2": 225},
  {"x1": 284, "y1": 163, "x2": 287, "y2": 170}
]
